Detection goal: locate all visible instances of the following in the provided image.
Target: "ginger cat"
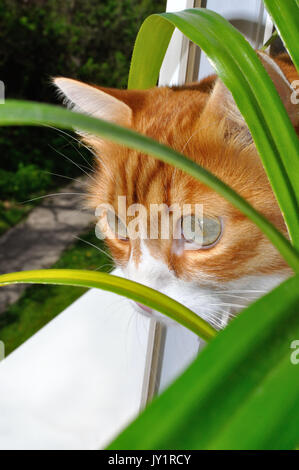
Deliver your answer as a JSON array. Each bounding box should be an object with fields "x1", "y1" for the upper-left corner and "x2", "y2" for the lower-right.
[{"x1": 54, "y1": 53, "x2": 298, "y2": 329}]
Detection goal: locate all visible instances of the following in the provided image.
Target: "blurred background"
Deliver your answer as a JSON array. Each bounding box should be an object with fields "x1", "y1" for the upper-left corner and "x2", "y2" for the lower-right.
[{"x1": 0, "y1": 0, "x2": 165, "y2": 355}]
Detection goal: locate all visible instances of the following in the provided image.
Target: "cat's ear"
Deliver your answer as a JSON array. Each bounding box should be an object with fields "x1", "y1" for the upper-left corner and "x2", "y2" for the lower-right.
[
  {"x1": 202, "y1": 52, "x2": 299, "y2": 141},
  {"x1": 257, "y1": 51, "x2": 298, "y2": 124},
  {"x1": 53, "y1": 77, "x2": 133, "y2": 127}
]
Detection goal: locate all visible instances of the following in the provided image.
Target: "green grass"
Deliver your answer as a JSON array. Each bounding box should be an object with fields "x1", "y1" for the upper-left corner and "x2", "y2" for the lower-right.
[
  {"x1": 0, "y1": 229, "x2": 112, "y2": 355},
  {"x1": 0, "y1": 200, "x2": 34, "y2": 236}
]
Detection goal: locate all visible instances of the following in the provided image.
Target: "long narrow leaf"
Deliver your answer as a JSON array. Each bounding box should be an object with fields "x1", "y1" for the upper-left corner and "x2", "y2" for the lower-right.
[
  {"x1": 108, "y1": 275, "x2": 299, "y2": 449},
  {"x1": 0, "y1": 269, "x2": 216, "y2": 341},
  {"x1": 264, "y1": 0, "x2": 299, "y2": 72},
  {"x1": 128, "y1": 8, "x2": 299, "y2": 248},
  {"x1": 0, "y1": 101, "x2": 298, "y2": 272}
]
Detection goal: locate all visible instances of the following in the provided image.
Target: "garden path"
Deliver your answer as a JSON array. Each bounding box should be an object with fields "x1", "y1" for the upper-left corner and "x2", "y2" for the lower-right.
[{"x1": 0, "y1": 177, "x2": 95, "y2": 313}]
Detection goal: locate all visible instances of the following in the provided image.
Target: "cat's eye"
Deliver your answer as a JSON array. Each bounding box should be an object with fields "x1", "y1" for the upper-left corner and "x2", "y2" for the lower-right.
[
  {"x1": 181, "y1": 215, "x2": 222, "y2": 249},
  {"x1": 106, "y1": 210, "x2": 129, "y2": 241}
]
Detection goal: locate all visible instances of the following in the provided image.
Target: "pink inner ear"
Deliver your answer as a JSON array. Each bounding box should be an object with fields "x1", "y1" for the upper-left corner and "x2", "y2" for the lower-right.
[
  {"x1": 257, "y1": 52, "x2": 299, "y2": 125},
  {"x1": 53, "y1": 77, "x2": 133, "y2": 127}
]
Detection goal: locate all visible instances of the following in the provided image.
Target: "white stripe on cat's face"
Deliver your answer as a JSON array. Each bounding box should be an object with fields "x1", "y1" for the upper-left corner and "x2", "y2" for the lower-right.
[{"x1": 117, "y1": 241, "x2": 287, "y2": 330}]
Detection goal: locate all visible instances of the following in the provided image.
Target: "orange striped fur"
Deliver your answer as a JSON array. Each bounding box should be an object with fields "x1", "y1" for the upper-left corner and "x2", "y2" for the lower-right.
[{"x1": 54, "y1": 52, "x2": 298, "y2": 326}]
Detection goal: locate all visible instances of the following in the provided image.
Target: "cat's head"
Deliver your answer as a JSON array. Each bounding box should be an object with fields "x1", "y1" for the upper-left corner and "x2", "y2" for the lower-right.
[{"x1": 54, "y1": 53, "x2": 296, "y2": 329}]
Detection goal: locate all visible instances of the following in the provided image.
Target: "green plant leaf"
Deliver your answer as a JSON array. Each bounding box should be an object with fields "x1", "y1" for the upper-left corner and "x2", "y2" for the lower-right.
[
  {"x1": 108, "y1": 274, "x2": 299, "y2": 450},
  {"x1": 264, "y1": 0, "x2": 299, "y2": 72},
  {"x1": 0, "y1": 100, "x2": 298, "y2": 272},
  {"x1": 260, "y1": 30, "x2": 278, "y2": 51},
  {"x1": 128, "y1": 8, "x2": 299, "y2": 248},
  {"x1": 0, "y1": 269, "x2": 216, "y2": 341}
]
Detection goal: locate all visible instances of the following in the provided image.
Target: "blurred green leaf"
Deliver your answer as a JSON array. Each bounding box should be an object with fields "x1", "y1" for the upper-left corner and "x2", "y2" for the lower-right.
[
  {"x1": 264, "y1": 0, "x2": 299, "y2": 71},
  {"x1": 0, "y1": 269, "x2": 216, "y2": 341},
  {"x1": 0, "y1": 100, "x2": 297, "y2": 272},
  {"x1": 109, "y1": 275, "x2": 299, "y2": 450},
  {"x1": 128, "y1": 8, "x2": 299, "y2": 248}
]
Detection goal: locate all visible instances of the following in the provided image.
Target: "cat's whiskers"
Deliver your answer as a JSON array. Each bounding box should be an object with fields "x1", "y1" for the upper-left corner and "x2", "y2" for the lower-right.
[
  {"x1": 56, "y1": 133, "x2": 95, "y2": 173},
  {"x1": 45, "y1": 124, "x2": 95, "y2": 171},
  {"x1": 193, "y1": 291, "x2": 262, "y2": 303},
  {"x1": 93, "y1": 155, "x2": 117, "y2": 186},
  {"x1": 213, "y1": 289, "x2": 267, "y2": 294},
  {"x1": 20, "y1": 192, "x2": 88, "y2": 204},
  {"x1": 205, "y1": 316, "x2": 224, "y2": 330},
  {"x1": 212, "y1": 293, "x2": 258, "y2": 302},
  {"x1": 45, "y1": 124, "x2": 117, "y2": 185},
  {"x1": 48, "y1": 144, "x2": 98, "y2": 185},
  {"x1": 208, "y1": 302, "x2": 247, "y2": 309},
  {"x1": 180, "y1": 121, "x2": 217, "y2": 154},
  {"x1": 73, "y1": 235, "x2": 115, "y2": 262},
  {"x1": 197, "y1": 306, "x2": 228, "y2": 330},
  {"x1": 45, "y1": 124, "x2": 82, "y2": 145},
  {"x1": 181, "y1": 131, "x2": 198, "y2": 154},
  {"x1": 172, "y1": 121, "x2": 218, "y2": 185},
  {"x1": 93, "y1": 262, "x2": 115, "y2": 272},
  {"x1": 53, "y1": 138, "x2": 96, "y2": 174},
  {"x1": 42, "y1": 170, "x2": 84, "y2": 185},
  {"x1": 75, "y1": 162, "x2": 96, "y2": 173}
]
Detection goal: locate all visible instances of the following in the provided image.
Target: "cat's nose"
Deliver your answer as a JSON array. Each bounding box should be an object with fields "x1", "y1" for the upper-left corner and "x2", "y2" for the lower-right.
[{"x1": 135, "y1": 302, "x2": 152, "y2": 314}]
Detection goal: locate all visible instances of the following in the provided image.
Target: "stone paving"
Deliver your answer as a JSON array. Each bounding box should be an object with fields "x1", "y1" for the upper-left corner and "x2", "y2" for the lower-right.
[{"x1": 0, "y1": 178, "x2": 95, "y2": 313}]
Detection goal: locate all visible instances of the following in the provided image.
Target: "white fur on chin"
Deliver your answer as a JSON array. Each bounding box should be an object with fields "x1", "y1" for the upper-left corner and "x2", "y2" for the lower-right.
[{"x1": 113, "y1": 242, "x2": 288, "y2": 331}]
